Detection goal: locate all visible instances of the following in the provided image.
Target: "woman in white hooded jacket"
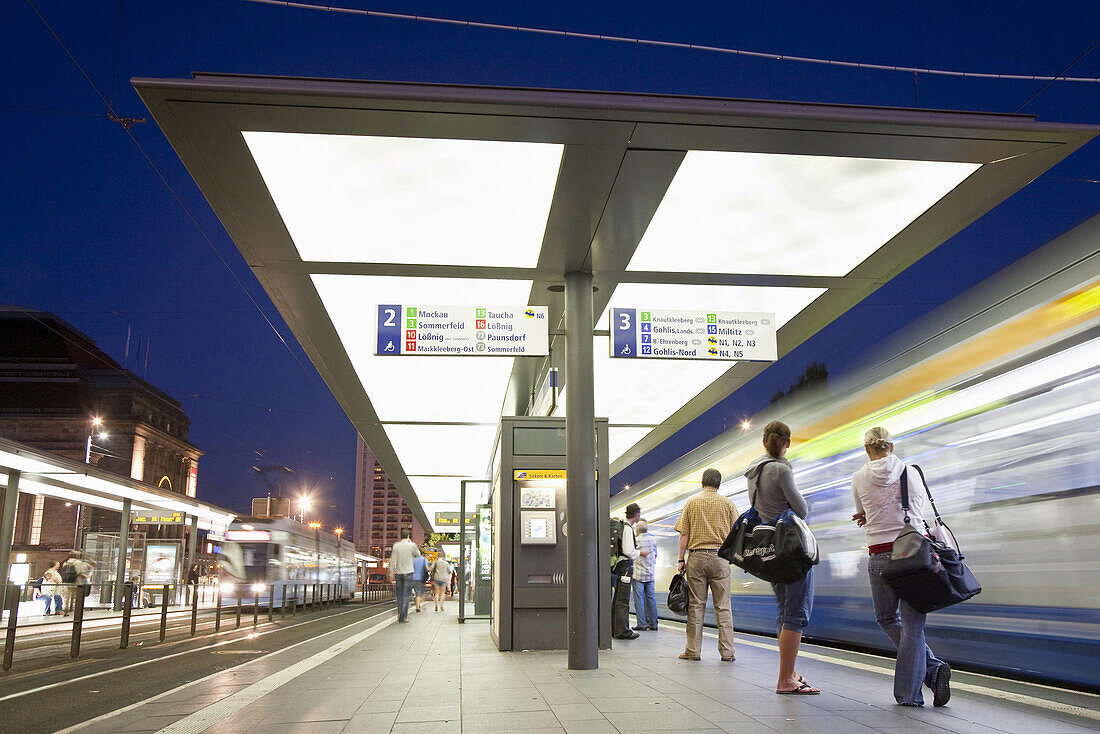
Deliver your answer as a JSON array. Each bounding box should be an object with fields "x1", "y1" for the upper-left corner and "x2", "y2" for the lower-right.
[{"x1": 851, "y1": 427, "x2": 951, "y2": 708}]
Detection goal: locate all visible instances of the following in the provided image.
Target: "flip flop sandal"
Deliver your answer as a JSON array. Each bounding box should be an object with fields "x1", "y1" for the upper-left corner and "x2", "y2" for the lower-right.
[{"x1": 776, "y1": 683, "x2": 820, "y2": 695}]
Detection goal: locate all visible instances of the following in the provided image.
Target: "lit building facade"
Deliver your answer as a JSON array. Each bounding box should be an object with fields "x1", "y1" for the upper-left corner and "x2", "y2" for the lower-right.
[
  {"x1": 353, "y1": 434, "x2": 426, "y2": 564},
  {"x1": 0, "y1": 307, "x2": 202, "y2": 578}
]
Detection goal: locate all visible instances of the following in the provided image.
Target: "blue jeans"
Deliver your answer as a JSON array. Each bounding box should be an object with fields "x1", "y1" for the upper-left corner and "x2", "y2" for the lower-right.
[
  {"x1": 631, "y1": 579, "x2": 657, "y2": 629},
  {"x1": 42, "y1": 593, "x2": 62, "y2": 614},
  {"x1": 772, "y1": 567, "x2": 814, "y2": 633},
  {"x1": 410, "y1": 575, "x2": 425, "y2": 603},
  {"x1": 394, "y1": 573, "x2": 412, "y2": 621},
  {"x1": 868, "y1": 552, "x2": 944, "y2": 705}
]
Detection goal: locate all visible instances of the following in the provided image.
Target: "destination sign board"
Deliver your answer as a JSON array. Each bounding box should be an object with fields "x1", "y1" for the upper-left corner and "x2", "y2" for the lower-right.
[
  {"x1": 375, "y1": 305, "x2": 549, "y2": 356},
  {"x1": 434, "y1": 512, "x2": 478, "y2": 527},
  {"x1": 610, "y1": 308, "x2": 777, "y2": 361},
  {"x1": 133, "y1": 511, "x2": 185, "y2": 525}
]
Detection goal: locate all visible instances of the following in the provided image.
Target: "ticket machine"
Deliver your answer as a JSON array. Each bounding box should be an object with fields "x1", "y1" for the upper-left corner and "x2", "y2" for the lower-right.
[{"x1": 490, "y1": 416, "x2": 611, "y2": 651}]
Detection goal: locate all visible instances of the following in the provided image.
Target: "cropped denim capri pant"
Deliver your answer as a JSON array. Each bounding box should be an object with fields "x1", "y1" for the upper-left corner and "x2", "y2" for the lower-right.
[{"x1": 771, "y1": 566, "x2": 814, "y2": 633}]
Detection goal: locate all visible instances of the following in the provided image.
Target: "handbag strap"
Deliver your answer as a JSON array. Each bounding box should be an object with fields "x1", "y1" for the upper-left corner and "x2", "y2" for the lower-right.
[
  {"x1": 899, "y1": 464, "x2": 912, "y2": 523},
  {"x1": 901, "y1": 464, "x2": 954, "y2": 538},
  {"x1": 911, "y1": 464, "x2": 965, "y2": 555},
  {"x1": 899, "y1": 465, "x2": 929, "y2": 532},
  {"x1": 748, "y1": 459, "x2": 786, "y2": 511},
  {"x1": 910, "y1": 465, "x2": 944, "y2": 523}
]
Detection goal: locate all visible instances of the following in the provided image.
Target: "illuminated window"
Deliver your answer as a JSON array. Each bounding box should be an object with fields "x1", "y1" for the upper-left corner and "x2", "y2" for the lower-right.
[{"x1": 29, "y1": 495, "x2": 45, "y2": 546}]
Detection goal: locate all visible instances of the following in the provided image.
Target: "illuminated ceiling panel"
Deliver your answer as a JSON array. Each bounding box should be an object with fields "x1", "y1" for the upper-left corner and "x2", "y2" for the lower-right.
[
  {"x1": 387, "y1": 424, "x2": 499, "y2": 478},
  {"x1": 243, "y1": 132, "x2": 563, "y2": 266},
  {"x1": 608, "y1": 427, "x2": 654, "y2": 464},
  {"x1": 627, "y1": 151, "x2": 979, "y2": 276},
  {"x1": 593, "y1": 283, "x2": 825, "y2": 427},
  {"x1": 312, "y1": 275, "x2": 532, "y2": 423},
  {"x1": 0, "y1": 442, "x2": 235, "y2": 530},
  {"x1": 412, "y1": 477, "x2": 490, "y2": 505}
]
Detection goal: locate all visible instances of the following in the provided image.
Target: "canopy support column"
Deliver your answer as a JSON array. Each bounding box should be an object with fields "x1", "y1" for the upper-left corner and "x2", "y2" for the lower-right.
[
  {"x1": 186, "y1": 515, "x2": 198, "y2": 577},
  {"x1": 0, "y1": 470, "x2": 20, "y2": 594},
  {"x1": 565, "y1": 271, "x2": 599, "y2": 670},
  {"x1": 113, "y1": 499, "x2": 131, "y2": 611}
]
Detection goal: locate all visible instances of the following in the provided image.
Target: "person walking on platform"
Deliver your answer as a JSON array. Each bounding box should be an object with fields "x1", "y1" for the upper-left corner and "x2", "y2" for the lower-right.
[
  {"x1": 411, "y1": 553, "x2": 428, "y2": 613},
  {"x1": 612, "y1": 502, "x2": 643, "y2": 639},
  {"x1": 852, "y1": 427, "x2": 951, "y2": 707},
  {"x1": 631, "y1": 519, "x2": 659, "y2": 631},
  {"x1": 429, "y1": 553, "x2": 452, "y2": 611},
  {"x1": 745, "y1": 420, "x2": 819, "y2": 694},
  {"x1": 389, "y1": 529, "x2": 421, "y2": 623},
  {"x1": 675, "y1": 468, "x2": 738, "y2": 661}
]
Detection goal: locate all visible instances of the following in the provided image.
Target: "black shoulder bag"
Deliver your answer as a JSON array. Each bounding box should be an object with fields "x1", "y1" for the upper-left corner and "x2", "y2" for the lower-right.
[
  {"x1": 718, "y1": 461, "x2": 819, "y2": 584},
  {"x1": 882, "y1": 465, "x2": 981, "y2": 613}
]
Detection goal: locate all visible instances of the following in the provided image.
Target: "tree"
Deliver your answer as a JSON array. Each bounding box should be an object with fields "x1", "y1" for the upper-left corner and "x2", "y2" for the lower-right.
[
  {"x1": 770, "y1": 361, "x2": 829, "y2": 404},
  {"x1": 424, "y1": 532, "x2": 457, "y2": 549}
]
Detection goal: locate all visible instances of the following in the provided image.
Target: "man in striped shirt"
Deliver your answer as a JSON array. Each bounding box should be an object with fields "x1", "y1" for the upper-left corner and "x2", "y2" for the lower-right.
[{"x1": 632, "y1": 519, "x2": 659, "y2": 631}]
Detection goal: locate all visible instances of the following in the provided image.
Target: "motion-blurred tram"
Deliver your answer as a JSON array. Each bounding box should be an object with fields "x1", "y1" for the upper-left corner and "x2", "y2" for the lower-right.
[
  {"x1": 617, "y1": 215, "x2": 1100, "y2": 689},
  {"x1": 216, "y1": 516, "x2": 358, "y2": 606}
]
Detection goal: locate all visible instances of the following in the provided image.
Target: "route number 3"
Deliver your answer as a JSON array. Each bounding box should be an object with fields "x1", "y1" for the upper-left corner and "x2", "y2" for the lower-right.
[{"x1": 618, "y1": 312, "x2": 631, "y2": 331}]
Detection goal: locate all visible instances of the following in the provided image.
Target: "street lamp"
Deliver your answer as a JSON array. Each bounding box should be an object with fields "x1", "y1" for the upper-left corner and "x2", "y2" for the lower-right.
[
  {"x1": 76, "y1": 416, "x2": 107, "y2": 551},
  {"x1": 297, "y1": 495, "x2": 312, "y2": 524},
  {"x1": 85, "y1": 416, "x2": 103, "y2": 463}
]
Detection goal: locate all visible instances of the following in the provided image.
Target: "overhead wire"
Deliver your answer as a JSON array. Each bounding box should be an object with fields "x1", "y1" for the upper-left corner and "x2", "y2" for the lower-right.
[
  {"x1": 24, "y1": 0, "x2": 332, "y2": 400},
  {"x1": 0, "y1": 294, "x2": 281, "y2": 469},
  {"x1": 0, "y1": 106, "x2": 109, "y2": 118},
  {"x1": 244, "y1": 0, "x2": 1100, "y2": 84},
  {"x1": 1014, "y1": 40, "x2": 1100, "y2": 112},
  {"x1": 166, "y1": 388, "x2": 347, "y2": 419}
]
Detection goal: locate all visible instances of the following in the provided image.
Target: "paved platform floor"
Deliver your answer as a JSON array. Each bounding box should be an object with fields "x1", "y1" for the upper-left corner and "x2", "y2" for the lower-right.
[{"x1": 65, "y1": 600, "x2": 1099, "y2": 734}]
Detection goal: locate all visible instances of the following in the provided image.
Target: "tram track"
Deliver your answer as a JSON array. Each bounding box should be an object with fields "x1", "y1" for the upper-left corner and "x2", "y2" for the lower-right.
[{"x1": 0, "y1": 599, "x2": 392, "y2": 721}]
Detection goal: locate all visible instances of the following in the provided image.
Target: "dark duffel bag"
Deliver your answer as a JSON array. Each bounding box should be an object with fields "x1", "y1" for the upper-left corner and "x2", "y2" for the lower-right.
[
  {"x1": 719, "y1": 506, "x2": 818, "y2": 584},
  {"x1": 667, "y1": 572, "x2": 688, "y2": 615},
  {"x1": 882, "y1": 466, "x2": 981, "y2": 614}
]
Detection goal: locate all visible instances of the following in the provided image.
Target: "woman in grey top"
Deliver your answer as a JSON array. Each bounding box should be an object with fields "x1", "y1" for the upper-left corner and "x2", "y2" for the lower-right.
[{"x1": 744, "y1": 420, "x2": 818, "y2": 694}]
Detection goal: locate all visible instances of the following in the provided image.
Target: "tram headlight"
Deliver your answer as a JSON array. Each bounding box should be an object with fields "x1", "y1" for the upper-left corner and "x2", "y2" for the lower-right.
[
  {"x1": 251, "y1": 584, "x2": 266, "y2": 593},
  {"x1": 221, "y1": 582, "x2": 235, "y2": 593}
]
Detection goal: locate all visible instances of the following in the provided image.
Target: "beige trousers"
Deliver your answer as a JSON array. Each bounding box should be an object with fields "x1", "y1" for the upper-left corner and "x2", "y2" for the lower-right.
[{"x1": 684, "y1": 551, "x2": 734, "y2": 658}]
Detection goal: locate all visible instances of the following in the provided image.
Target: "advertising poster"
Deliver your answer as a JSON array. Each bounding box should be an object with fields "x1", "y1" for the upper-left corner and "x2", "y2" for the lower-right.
[
  {"x1": 145, "y1": 543, "x2": 179, "y2": 584},
  {"x1": 477, "y1": 506, "x2": 492, "y2": 580}
]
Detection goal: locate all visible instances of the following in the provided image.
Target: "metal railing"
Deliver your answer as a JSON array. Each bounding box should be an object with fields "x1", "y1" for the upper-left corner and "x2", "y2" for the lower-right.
[
  {"x1": 1, "y1": 580, "x2": 394, "y2": 671},
  {"x1": 361, "y1": 582, "x2": 396, "y2": 603}
]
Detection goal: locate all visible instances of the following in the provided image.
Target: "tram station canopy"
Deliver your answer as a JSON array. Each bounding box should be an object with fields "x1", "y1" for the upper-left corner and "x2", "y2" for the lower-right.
[
  {"x1": 0, "y1": 436, "x2": 236, "y2": 532},
  {"x1": 134, "y1": 76, "x2": 1095, "y2": 531}
]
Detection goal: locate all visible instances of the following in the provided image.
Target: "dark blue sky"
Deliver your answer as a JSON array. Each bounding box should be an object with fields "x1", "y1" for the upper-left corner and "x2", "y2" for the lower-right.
[{"x1": 2, "y1": 1, "x2": 1097, "y2": 533}]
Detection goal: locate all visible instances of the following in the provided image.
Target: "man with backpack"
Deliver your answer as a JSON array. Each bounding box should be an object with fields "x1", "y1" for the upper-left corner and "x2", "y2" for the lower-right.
[
  {"x1": 611, "y1": 502, "x2": 644, "y2": 640},
  {"x1": 60, "y1": 551, "x2": 95, "y2": 617}
]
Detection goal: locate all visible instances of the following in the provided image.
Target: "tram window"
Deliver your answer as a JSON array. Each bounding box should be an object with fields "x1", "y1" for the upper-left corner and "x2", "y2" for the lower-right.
[{"x1": 240, "y1": 543, "x2": 270, "y2": 574}]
